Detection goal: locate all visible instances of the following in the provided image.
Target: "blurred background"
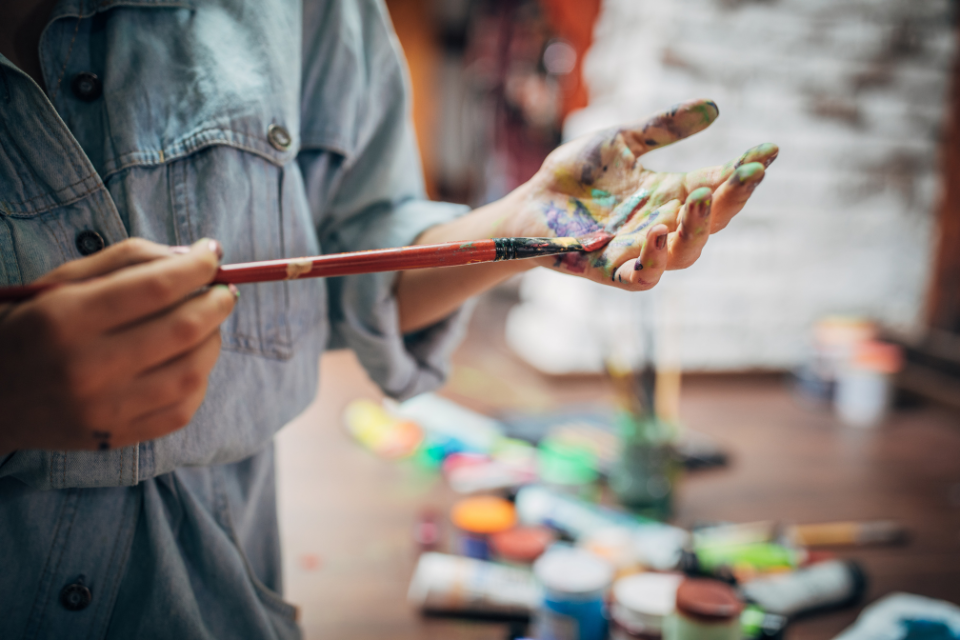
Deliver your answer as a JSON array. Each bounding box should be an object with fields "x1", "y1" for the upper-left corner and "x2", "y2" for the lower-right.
[{"x1": 275, "y1": 1, "x2": 960, "y2": 639}]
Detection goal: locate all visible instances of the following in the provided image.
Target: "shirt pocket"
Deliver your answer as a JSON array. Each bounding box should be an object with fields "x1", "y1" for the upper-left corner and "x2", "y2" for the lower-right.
[{"x1": 168, "y1": 143, "x2": 325, "y2": 360}]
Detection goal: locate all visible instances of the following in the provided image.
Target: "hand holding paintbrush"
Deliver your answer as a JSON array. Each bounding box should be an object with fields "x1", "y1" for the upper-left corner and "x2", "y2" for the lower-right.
[{"x1": 0, "y1": 233, "x2": 614, "y2": 303}]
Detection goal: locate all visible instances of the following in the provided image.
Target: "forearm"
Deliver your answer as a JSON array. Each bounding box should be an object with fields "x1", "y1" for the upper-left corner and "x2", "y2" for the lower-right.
[{"x1": 396, "y1": 184, "x2": 541, "y2": 334}]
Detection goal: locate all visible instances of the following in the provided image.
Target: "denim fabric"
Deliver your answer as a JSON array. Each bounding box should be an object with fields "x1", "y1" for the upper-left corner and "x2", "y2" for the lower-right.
[{"x1": 0, "y1": 0, "x2": 469, "y2": 637}]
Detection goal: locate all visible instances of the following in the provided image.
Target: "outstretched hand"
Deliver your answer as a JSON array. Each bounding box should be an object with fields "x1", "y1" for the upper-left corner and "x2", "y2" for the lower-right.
[{"x1": 508, "y1": 99, "x2": 778, "y2": 290}]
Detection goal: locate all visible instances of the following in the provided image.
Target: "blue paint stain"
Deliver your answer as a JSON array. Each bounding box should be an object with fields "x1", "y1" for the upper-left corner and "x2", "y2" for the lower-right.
[{"x1": 544, "y1": 200, "x2": 602, "y2": 238}]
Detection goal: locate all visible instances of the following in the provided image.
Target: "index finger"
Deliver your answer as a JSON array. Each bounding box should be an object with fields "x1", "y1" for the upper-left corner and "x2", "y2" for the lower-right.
[
  {"x1": 58, "y1": 238, "x2": 223, "y2": 333},
  {"x1": 620, "y1": 99, "x2": 720, "y2": 157},
  {"x1": 35, "y1": 238, "x2": 187, "y2": 285}
]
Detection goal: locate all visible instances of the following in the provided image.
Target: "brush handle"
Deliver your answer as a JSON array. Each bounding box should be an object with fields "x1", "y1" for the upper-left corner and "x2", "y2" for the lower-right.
[{"x1": 0, "y1": 236, "x2": 605, "y2": 303}]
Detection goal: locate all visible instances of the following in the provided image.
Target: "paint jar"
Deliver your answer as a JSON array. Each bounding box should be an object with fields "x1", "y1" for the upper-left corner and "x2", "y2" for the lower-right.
[
  {"x1": 609, "y1": 413, "x2": 679, "y2": 519},
  {"x1": 451, "y1": 495, "x2": 517, "y2": 560},
  {"x1": 664, "y1": 578, "x2": 743, "y2": 640},
  {"x1": 491, "y1": 526, "x2": 556, "y2": 565},
  {"x1": 533, "y1": 547, "x2": 614, "y2": 640},
  {"x1": 835, "y1": 340, "x2": 902, "y2": 427},
  {"x1": 537, "y1": 438, "x2": 599, "y2": 495},
  {"x1": 610, "y1": 573, "x2": 684, "y2": 640},
  {"x1": 408, "y1": 552, "x2": 540, "y2": 616}
]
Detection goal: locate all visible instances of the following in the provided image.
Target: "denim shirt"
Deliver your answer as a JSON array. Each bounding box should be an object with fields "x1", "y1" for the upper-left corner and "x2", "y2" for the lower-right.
[{"x1": 0, "y1": 0, "x2": 468, "y2": 637}]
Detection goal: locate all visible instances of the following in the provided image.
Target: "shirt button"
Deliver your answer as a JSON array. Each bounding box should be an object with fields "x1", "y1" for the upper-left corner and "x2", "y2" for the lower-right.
[
  {"x1": 71, "y1": 72, "x2": 102, "y2": 102},
  {"x1": 267, "y1": 124, "x2": 292, "y2": 151},
  {"x1": 75, "y1": 230, "x2": 106, "y2": 256},
  {"x1": 60, "y1": 579, "x2": 92, "y2": 611}
]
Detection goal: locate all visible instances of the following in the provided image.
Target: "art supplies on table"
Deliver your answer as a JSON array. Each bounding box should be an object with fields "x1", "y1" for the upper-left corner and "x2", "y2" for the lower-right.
[
  {"x1": 498, "y1": 406, "x2": 728, "y2": 473},
  {"x1": 392, "y1": 393, "x2": 505, "y2": 454},
  {"x1": 515, "y1": 486, "x2": 689, "y2": 571},
  {"x1": 786, "y1": 520, "x2": 907, "y2": 547},
  {"x1": 739, "y1": 560, "x2": 867, "y2": 618},
  {"x1": 533, "y1": 546, "x2": 615, "y2": 640},
  {"x1": 609, "y1": 573, "x2": 684, "y2": 640},
  {"x1": 451, "y1": 496, "x2": 517, "y2": 561},
  {"x1": 832, "y1": 593, "x2": 960, "y2": 640},
  {"x1": 343, "y1": 399, "x2": 423, "y2": 458},
  {"x1": 408, "y1": 553, "x2": 539, "y2": 618},
  {"x1": 665, "y1": 578, "x2": 743, "y2": 640}
]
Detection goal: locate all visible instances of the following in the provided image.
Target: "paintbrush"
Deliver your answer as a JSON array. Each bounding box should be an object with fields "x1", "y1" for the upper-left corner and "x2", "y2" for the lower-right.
[{"x1": 0, "y1": 233, "x2": 614, "y2": 303}]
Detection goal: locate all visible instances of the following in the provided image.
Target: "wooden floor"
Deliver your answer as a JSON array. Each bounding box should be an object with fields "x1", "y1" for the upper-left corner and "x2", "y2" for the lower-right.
[{"x1": 276, "y1": 294, "x2": 960, "y2": 640}]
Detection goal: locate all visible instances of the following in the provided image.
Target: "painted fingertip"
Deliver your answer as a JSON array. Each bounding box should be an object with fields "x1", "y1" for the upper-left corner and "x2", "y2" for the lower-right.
[
  {"x1": 634, "y1": 259, "x2": 644, "y2": 271},
  {"x1": 655, "y1": 233, "x2": 668, "y2": 250},
  {"x1": 687, "y1": 186, "x2": 712, "y2": 205},
  {"x1": 730, "y1": 162, "x2": 764, "y2": 186},
  {"x1": 228, "y1": 284, "x2": 240, "y2": 300}
]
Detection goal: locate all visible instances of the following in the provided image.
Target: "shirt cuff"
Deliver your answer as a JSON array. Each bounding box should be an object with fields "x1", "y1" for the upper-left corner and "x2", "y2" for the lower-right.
[{"x1": 325, "y1": 199, "x2": 473, "y2": 400}]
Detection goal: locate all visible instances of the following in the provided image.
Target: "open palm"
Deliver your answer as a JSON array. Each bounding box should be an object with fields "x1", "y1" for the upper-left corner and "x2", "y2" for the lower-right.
[{"x1": 512, "y1": 99, "x2": 778, "y2": 290}]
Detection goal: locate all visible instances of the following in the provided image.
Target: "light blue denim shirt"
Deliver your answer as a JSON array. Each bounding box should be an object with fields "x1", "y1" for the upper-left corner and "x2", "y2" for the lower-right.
[{"x1": 0, "y1": 0, "x2": 469, "y2": 637}]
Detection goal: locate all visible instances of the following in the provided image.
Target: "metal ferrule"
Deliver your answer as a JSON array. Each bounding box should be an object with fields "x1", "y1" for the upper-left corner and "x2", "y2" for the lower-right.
[{"x1": 493, "y1": 237, "x2": 582, "y2": 261}]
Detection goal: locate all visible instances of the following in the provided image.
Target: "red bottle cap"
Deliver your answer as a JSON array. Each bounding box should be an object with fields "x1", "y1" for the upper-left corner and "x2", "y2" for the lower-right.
[
  {"x1": 490, "y1": 526, "x2": 555, "y2": 563},
  {"x1": 675, "y1": 578, "x2": 743, "y2": 623}
]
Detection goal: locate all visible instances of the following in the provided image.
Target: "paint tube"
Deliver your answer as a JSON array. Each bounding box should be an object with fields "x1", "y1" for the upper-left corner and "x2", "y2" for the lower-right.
[
  {"x1": 407, "y1": 553, "x2": 540, "y2": 617},
  {"x1": 739, "y1": 560, "x2": 867, "y2": 618}
]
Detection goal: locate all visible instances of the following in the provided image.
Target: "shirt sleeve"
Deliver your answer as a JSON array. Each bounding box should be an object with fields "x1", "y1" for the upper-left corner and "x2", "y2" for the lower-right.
[{"x1": 298, "y1": 0, "x2": 472, "y2": 400}]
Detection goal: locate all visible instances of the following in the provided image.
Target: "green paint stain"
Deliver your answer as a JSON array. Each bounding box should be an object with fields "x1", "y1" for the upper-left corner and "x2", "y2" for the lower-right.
[{"x1": 590, "y1": 188, "x2": 619, "y2": 210}]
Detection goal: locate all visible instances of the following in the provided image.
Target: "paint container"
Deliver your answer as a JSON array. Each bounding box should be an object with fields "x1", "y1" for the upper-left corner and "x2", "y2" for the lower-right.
[
  {"x1": 609, "y1": 413, "x2": 679, "y2": 520},
  {"x1": 537, "y1": 438, "x2": 599, "y2": 494},
  {"x1": 835, "y1": 340, "x2": 902, "y2": 427},
  {"x1": 407, "y1": 552, "x2": 540, "y2": 617},
  {"x1": 739, "y1": 560, "x2": 867, "y2": 618},
  {"x1": 532, "y1": 547, "x2": 614, "y2": 640},
  {"x1": 664, "y1": 578, "x2": 743, "y2": 640},
  {"x1": 491, "y1": 526, "x2": 556, "y2": 565},
  {"x1": 610, "y1": 573, "x2": 684, "y2": 639},
  {"x1": 451, "y1": 496, "x2": 517, "y2": 560}
]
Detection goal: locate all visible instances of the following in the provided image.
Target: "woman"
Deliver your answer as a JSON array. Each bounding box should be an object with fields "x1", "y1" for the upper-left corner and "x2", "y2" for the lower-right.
[{"x1": 0, "y1": 0, "x2": 776, "y2": 637}]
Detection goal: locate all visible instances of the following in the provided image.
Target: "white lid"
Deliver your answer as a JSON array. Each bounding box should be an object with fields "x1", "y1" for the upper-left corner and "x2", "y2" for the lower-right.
[
  {"x1": 533, "y1": 547, "x2": 614, "y2": 595},
  {"x1": 611, "y1": 573, "x2": 684, "y2": 630}
]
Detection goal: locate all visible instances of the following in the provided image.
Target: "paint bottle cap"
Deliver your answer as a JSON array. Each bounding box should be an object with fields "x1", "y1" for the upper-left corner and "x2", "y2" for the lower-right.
[
  {"x1": 534, "y1": 547, "x2": 614, "y2": 596},
  {"x1": 612, "y1": 572, "x2": 684, "y2": 633},
  {"x1": 852, "y1": 340, "x2": 902, "y2": 374},
  {"x1": 490, "y1": 526, "x2": 556, "y2": 563},
  {"x1": 451, "y1": 496, "x2": 517, "y2": 534},
  {"x1": 675, "y1": 578, "x2": 743, "y2": 623}
]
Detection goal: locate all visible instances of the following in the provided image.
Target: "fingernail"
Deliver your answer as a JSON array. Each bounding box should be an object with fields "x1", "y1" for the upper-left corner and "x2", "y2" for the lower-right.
[
  {"x1": 192, "y1": 237, "x2": 223, "y2": 261},
  {"x1": 169, "y1": 245, "x2": 190, "y2": 255},
  {"x1": 228, "y1": 284, "x2": 240, "y2": 300},
  {"x1": 731, "y1": 163, "x2": 763, "y2": 186},
  {"x1": 700, "y1": 198, "x2": 713, "y2": 217},
  {"x1": 656, "y1": 233, "x2": 667, "y2": 250},
  {"x1": 634, "y1": 259, "x2": 644, "y2": 271}
]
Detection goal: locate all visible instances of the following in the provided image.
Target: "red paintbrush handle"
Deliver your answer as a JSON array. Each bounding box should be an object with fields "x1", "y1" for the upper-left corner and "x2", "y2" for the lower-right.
[{"x1": 212, "y1": 240, "x2": 500, "y2": 284}]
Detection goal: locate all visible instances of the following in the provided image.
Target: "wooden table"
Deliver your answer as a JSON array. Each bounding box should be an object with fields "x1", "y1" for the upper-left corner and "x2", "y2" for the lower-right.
[{"x1": 276, "y1": 296, "x2": 960, "y2": 640}]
